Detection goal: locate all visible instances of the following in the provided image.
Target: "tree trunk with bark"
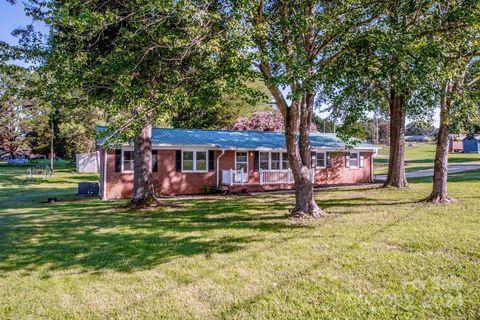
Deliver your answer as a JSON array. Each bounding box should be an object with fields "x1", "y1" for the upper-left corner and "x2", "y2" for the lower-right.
[
  {"x1": 384, "y1": 92, "x2": 408, "y2": 188},
  {"x1": 425, "y1": 83, "x2": 455, "y2": 203},
  {"x1": 129, "y1": 119, "x2": 156, "y2": 207},
  {"x1": 284, "y1": 93, "x2": 322, "y2": 218}
]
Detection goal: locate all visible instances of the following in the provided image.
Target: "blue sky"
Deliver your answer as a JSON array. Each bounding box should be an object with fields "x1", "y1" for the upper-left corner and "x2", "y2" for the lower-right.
[
  {"x1": 0, "y1": 2, "x2": 30, "y2": 46},
  {"x1": 0, "y1": 1, "x2": 49, "y2": 66}
]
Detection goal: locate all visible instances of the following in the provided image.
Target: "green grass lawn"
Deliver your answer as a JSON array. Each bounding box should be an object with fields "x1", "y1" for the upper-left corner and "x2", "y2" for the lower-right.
[
  {"x1": 0, "y1": 162, "x2": 479, "y2": 319},
  {"x1": 374, "y1": 142, "x2": 480, "y2": 175}
]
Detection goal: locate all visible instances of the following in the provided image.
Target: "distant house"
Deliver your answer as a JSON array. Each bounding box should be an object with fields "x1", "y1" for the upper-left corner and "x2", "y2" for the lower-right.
[
  {"x1": 405, "y1": 135, "x2": 433, "y2": 142},
  {"x1": 462, "y1": 136, "x2": 480, "y2": 153},
  {"x1": 449, "y1": 134, "x2": 465, "y2": 153},
  {"x1": 96, "y1": 127, "x2": 379, "y2": 200}
]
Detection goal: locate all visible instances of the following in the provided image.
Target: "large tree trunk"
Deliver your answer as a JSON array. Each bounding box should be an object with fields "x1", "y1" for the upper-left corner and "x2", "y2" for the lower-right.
[
  {"x1": 258, "y1": 62, "x2": 322, "y2": 218},
  {"x1": 129, "y1": 119, "x2": 156, "y2": 207},
  {"x1": 425, "y1": 84, "x2": 454, "y2": 203},
  {"x1": 384, "y1": 92, "x2": 408, "y2": 188},
  {"x1": 286, "y1": 94, "x2": 322, "y2": 218}
]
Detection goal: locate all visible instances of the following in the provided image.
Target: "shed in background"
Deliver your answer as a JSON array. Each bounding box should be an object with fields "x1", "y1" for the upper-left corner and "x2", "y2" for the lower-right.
[
  {"x1": 462, "y1": 136, "x2": 480, "y2": 153},
  {"x1": 76, "y1": 152, "x2": 99, "y2": 173}
]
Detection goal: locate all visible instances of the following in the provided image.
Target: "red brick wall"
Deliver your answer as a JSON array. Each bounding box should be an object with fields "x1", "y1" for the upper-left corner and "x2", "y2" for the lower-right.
[
  {"x1": 152, "y1": 150, "x2": 217, "y2": 196},
  {"x1": 314, "y1": 152, "x2": 373, "y2": 186},
  {"x1": 100, "y1": 148, "x2": 374, "y2": 199}
]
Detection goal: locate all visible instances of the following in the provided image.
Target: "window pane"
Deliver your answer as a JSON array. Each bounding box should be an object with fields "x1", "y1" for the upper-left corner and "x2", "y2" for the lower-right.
[
  {"x1": 260, "y1": 152, "x2": 269, "y2": 170},
  {"x1": 236, "y1": 163, "x2": 248, "y2": 172},
  {"x1": 124, "y1": 151, "x2": 133, "y2": 161},
  {"x1": 183, "y1": 160, "x2": 194, "y2": 171},
  {"x1": 350, "y1": 153, "x2": 359, "y2": 167},
  {"x1": 183, "y1": 151, "x2": 193, "y2": 161},
  {"x1": 236, "y1": 152, "x2": 248, "y2": 163},
  {"x1": 123, "y1": 151, "x2": 134, "y2": 171},
  {"x1": 316, "y1": 152, "x2": 325, "y2": 167},
  {"x1": 282, "y1": 153, "x2": 289, "y2": 169},
  {"x1": 196, "y1": 160, "x2": 206, "y2": 171},
  {"x1": 124, "y1": 160, "x2": 133, "y2": 171},
  {"x1": 196, "y1": 151, "x2": 206, "y2": 161},
  {"x1": 196, "y1": 151, "x2": 207, "y2": 171},
  {"x1": 271, "y1": 152, "x2": 280, "y2": 169}
]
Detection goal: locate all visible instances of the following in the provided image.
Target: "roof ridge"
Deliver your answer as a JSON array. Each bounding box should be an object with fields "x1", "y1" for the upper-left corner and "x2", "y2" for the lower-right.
[
  {"x1": 96, "y1": 125, "x2": 338, "y2": 136},
  {"x1": 154, "y1": 127, "x2": 338, "y2": 136}
]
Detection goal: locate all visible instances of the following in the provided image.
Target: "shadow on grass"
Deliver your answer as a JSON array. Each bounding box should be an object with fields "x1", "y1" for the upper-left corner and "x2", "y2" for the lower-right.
[
  {"x1": 319, "y1": 198, "x2": 419, "y2": 209},
  {"x1": 0, "y1": 185, "x2": 302, "y2": 274},
  {"x1": 2, "y1": 167, "x2": 477, "y2": 275}
]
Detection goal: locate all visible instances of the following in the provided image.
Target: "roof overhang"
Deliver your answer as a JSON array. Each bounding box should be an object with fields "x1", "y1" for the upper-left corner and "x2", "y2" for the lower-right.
[{"x1": 98, "y1": 143, "x2": 380, "y2": 152}]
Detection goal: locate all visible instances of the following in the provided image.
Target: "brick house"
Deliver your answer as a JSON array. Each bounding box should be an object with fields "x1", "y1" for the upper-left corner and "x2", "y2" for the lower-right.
[{"x1": 97, "y1": 127, "x2": 379, "y2": 200}]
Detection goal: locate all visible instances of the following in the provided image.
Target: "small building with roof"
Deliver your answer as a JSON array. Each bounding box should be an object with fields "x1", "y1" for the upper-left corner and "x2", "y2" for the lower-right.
[{"x1": 463, "y1": 135, "x2": 480, "y2": 153}]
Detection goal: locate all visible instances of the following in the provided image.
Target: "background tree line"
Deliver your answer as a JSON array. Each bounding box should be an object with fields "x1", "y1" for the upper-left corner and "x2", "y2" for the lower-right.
[{"x1": 2, "y1": 0, "x2": 479, "y2": 212}]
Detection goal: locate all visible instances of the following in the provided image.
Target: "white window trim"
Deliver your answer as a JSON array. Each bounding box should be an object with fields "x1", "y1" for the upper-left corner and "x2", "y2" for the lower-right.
[
  {"x1": 235, "y1": 151, "x2": 249, "y2": 173},
  {"x1": 349, "y1": 151, "x2": 360, "y2": 169},
  {"x1": 121, "y1": 149, "x2": 134, "y2": 173},
  {"x1": 316, "y1": 152, "x2": 327, "y2": 168},
  {"x1": 181, "y1": 150, "x2": 208, "y2": 173},
  {"x1": 259, "y1": 152, "x2": 289, "y2": 170}
]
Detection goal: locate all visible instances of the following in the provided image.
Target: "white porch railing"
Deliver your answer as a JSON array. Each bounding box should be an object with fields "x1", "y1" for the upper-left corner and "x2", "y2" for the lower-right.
[
  {"x1": 259, "y1": 169, "x2": 315, "y2": 185},
  {"x1": 222, "y1": 168, "x2": 315, "y2": 186},
  {"x1": 260, "y1": 169, "x2": 294, "y2": 184},
  {"x1": 222, "y1": 169, "x2": 247, "y2": 186}
]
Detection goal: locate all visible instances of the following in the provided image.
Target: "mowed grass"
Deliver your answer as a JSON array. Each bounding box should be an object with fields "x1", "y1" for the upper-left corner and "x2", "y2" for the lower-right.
[
  {"x1": 374, "y1": 142, "x2": 480, "y2": 174},
  {"x1": 0, "y1": 162, "x2": 479, "y2": 319}
]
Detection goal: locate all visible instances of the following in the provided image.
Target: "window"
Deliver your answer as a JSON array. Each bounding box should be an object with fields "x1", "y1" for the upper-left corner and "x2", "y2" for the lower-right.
[
  {"x1": 260, "y1": 152, "x2": 269, "y2": 170},
  {"x1": 349, "y1": 152, "x2": 359, "y2": 168},
  {"x1": 196, "y1": 151, "x2": 207, "y2": 171},
  {"x1": 258, "y1": 152, "x2": 291, "y2": 170},
  {"x1": 316, "y1": 152, "x2": 326, "y2": 168},
  {"x1": 282, "y1": 153, "x2": 289, "y2": 169},
  {"x1": 271, "y1": 152, "x2": 280, "y2": 169},
  {"x1": 182, "y1": 151, "x2": 208, "y2": 172},
  {"x1": 182, "y1": 151, "x2": 194, "y2": 171},
  {"x1": 236, "y1": 152, "x2": 248, "y2": 173},
  {"x1": 122, "y1": 150, "x2": 134, "y2": 172}
]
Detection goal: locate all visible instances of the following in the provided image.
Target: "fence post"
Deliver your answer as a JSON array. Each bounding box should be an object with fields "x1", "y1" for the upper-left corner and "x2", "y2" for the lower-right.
[
  {"x1": 241, "y1": 169, "x2": 244, "y2": 185},
  {"x1": 230, "y1": 169, "x2": 233, "y2": 186},
  {"x1": 260, "y1": 169, "x2": 263, "y2": 185}
]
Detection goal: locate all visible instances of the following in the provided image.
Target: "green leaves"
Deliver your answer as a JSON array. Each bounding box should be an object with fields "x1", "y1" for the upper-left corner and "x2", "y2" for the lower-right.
[{"x1": 16, "y1": 0, "x2": 254, "y2": 146}]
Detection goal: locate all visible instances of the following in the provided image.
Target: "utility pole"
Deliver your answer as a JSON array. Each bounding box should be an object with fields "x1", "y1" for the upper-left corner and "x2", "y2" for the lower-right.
[{"x1": 50, "y1": 113, "x2": 54, "y2": 173}]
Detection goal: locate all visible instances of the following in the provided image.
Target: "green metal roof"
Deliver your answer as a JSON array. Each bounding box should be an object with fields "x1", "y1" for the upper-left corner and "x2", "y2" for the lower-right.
[{"x1": 96, "y1": 126, "x2": 378, "y2": 150}]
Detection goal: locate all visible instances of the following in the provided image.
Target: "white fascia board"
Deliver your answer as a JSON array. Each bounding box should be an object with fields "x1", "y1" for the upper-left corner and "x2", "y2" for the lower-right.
[
  {"x1": 312, "y1": 146, "x2": 380, "y2": 152},
  {"x1": 104, "y1": 144, "x2": 220, "y2": 150},
  {"x1": 253, "y1": 148, "x2": 286, "y2": 152}
]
